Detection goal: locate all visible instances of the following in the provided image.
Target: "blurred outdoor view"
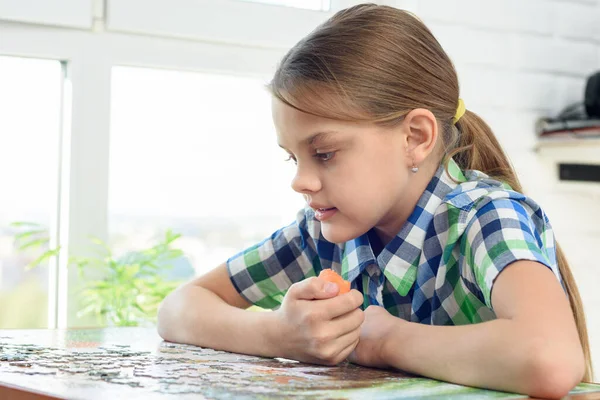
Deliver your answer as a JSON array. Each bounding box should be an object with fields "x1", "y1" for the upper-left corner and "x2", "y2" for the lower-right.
[
  {"x1": 0, "y1": 56, "x2": 62, "y2": 328},
  {"x1": 0, "y1": 58, "x2": 305, "y2": 328},
  {"x1": 109, "y1": 66, "x2": 304, "y2": 281}
]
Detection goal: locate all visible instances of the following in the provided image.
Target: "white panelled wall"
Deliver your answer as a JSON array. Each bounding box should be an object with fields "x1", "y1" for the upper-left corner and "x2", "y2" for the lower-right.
[{"x1": 1, "y1": 0, "x2": 600, "y2": 379}]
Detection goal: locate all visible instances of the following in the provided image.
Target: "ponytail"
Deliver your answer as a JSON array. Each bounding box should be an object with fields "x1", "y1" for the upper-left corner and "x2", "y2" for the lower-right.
[{"x1": 447, "y1": 110, "x2": 594, "y2": 382}]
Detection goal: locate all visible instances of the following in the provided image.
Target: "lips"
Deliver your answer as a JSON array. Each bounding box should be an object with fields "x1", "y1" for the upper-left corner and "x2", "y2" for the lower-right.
[
  {"x1": 314, "y1": 207, "x2": 337, "y2": 222},
  {"x1": 308, "y1": 201, "x2": 335, "y2": 211}
]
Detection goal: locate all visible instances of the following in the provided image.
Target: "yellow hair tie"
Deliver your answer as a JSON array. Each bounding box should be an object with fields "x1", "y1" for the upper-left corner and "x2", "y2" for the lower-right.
[{"x1": 453, "y1": 98, "x2": 466, "y2": 124}]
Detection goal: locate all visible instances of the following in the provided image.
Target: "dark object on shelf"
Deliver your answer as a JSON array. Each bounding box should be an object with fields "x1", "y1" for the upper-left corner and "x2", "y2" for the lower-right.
[
  {"x1": 536, "y1": 71, "x2": 600, "y2": 138},
  {"x1": 535, "y1": 71, "x2": 600, "y2": 137},
  {"x1": 559, "y1": 163, "x2": 600, "y2": 183},
  {"x1": 549, "y1": 71, "x2": 600, "y2": 121},
  {"x1": 585, "y1": 71, "x2": 600, "y2": 118}
]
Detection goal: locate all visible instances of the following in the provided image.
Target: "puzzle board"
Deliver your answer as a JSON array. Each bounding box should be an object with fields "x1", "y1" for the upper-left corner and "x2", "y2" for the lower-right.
[{"x1": 1, "y1": 328, "x2": 599, "y2": 399}]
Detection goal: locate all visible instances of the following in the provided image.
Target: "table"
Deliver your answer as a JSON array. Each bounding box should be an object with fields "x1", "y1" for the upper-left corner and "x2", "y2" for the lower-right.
[{"x1": 0, "y1": 328, "x2": 599, "y2": 399}]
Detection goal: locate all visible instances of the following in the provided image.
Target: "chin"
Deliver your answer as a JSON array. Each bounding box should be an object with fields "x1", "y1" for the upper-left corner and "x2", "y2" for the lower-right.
[{"x1": 321, "y1": 223, "x2": 363, "y2": 244}]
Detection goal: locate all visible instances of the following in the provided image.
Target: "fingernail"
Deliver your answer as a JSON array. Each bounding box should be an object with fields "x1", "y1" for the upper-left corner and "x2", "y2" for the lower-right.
[{"x1": 324, "y1": 283, "x2": 338, "y2": 293}]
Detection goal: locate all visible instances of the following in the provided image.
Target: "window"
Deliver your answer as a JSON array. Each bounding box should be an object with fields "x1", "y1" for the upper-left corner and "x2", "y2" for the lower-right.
[
  {"x1": 237, "y1": 0, "x2": 330, "y2": 11},
  {"x1": 0, "y1": 56, "x2": 62, "y2": 328},
  {"x1": 109, "y1": 67, "x2": 304, "y2": 278}
]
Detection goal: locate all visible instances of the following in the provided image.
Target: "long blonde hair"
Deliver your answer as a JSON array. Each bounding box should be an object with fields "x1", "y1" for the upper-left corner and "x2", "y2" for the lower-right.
[{"x1": 269, "y1": 3, "x2": 593, "y2": 381}]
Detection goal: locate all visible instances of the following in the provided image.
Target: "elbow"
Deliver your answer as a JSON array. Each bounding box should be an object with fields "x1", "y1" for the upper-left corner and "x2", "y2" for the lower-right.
[
  {"x1": 156, "y1": 292, "x2": 178, "y2": 342},
  {"x1": 156, "y1": 299, "x2": 170, "y2": 341},
  {"x1": 525, "y1": 343, "x2": 585, "y2": 399}
]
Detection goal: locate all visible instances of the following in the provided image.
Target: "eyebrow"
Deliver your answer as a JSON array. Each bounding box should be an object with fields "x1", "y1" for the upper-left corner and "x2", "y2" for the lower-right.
[{"x1": 278, "y1": 131, "x2": 341, "y2": 150}]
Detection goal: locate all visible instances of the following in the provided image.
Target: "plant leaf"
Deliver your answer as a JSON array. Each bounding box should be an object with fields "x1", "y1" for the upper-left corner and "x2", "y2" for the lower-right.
[
  {"x1": 25, "y1": 247, "x2": 61, "y2": 270},
  {"x1": 90, "y1": 236, "x2": 112, "y2": 257},
  {"x1": 14, "y1": 229, "x2": 47, "y2": 241},
  {"x1": 10, "y1": 221, "x2": 43, "y2": 228},
  {"x1": 16, "y1": 237, "x2": 50, "y2": 251}
]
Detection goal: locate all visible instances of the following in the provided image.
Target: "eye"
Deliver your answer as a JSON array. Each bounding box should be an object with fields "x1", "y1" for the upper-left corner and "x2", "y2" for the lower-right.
[
  {"x1": 284, "y1": 154, "x2": 297, "y2": 165},
  {"x1": 314, "y1": 151, "x2": 335, "y2": 162}
]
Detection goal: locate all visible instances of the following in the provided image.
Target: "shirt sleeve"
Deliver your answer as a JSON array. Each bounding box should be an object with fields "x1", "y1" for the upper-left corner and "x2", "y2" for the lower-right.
[
  {"x1": 226, "y1": 208, "x2": 337, "y2": 309},
  {"x1": 462, "y1": 197, "x2": 560, "y2": 309}
]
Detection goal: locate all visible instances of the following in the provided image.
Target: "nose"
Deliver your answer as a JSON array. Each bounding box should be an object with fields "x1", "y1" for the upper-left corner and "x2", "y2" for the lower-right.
[{"x1": 291, "y1": 162, "x2": 322, "y2": 194}]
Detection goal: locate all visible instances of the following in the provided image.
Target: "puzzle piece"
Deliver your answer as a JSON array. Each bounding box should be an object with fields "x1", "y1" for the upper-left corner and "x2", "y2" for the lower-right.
[{"x1": 2, "y1": 334, "x2": 599, "y2": 400}]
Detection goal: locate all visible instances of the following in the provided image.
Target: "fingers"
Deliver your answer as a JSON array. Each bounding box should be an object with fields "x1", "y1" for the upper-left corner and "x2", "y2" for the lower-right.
[
  {"x1": 307, "y1": 309, "x2": 363, "y2": 365},
  {"x1": 321, "y1": 332, "x2": 361, "y2": 366},
  {"x1": 280, "y1": 278, "x2": 365, "y2": 366},
  {"x1": 330, "y1": 308, "x2": 365, "y2": 337},
  {"x1": 336, "y1": 337, "x2": 361, "y2": 364},
  {"x1": 319, "y1": 289, "x2": 364, "y2": 320},
  {"x1": 288, "y1": 277, "x2": 339, "y2": 301},
  {"x1": 334, "y1": 326, "x2": 362, "y2": 352}
]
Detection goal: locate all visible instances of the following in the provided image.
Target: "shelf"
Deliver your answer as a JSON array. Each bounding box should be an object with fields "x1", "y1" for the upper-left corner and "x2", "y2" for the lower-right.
[
  {"x1": 534, "y1": 137, "x2": 600, "y2": 150},
  {"x1": 534, "y1": 137, "x2": 600, "y2": 167},
  {"x1": 531, "y1": 136, "x2": 600, "y2": 198}
]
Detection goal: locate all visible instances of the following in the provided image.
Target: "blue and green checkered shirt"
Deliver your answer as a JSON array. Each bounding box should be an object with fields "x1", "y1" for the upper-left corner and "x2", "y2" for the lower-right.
[{"x1": 227, "y1": 158, "x2": 560, "y2": 325}]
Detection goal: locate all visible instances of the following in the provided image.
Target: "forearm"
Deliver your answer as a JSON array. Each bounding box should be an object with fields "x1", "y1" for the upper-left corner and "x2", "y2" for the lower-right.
[
  {"x1": 157, "y1": 284, "x2": 278, "y2": 358},
  {"x1": 382, "y1": 318, "x2": 581, "y2": 398}
]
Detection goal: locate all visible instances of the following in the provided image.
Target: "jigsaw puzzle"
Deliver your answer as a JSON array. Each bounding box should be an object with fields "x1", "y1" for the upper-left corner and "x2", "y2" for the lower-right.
[{"x1": 1, "y1": 328, "x2": 599, "y2": 399}]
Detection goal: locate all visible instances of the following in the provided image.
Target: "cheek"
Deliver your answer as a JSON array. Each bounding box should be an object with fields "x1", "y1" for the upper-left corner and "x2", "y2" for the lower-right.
[
  {"x1": 327, "y1": 144, "x2": 406, "y2": 208},
  {"x1": 338, "y1": 170, "x2": 399, "y2": 215},
  {"x1": 352, "y1": 157, "x2": 407, "y2": 210},
  {"x1": 360, "y1": 151, "x2": 406, "y2": 191}
]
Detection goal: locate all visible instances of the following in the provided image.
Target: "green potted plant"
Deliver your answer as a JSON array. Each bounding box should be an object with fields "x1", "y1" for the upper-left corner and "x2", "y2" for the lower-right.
[{"x1": 11, "y1": 222, "x2": 184, "y2": 327}]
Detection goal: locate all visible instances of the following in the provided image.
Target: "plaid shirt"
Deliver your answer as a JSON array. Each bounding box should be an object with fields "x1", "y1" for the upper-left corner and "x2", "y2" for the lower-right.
[{"x1": 227, "y1": 158, "x2": 560, "y2": 325}]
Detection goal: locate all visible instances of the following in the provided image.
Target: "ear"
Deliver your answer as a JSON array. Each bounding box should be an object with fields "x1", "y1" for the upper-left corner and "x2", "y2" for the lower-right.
[{"x1": 403, "y1": 108, "x2": 439, "y2": 167}]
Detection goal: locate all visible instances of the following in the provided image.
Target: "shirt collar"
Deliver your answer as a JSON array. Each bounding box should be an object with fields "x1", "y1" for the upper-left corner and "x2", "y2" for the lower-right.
[{"x1": 342, "y1": 158, "x2": 467, "y2": 295}]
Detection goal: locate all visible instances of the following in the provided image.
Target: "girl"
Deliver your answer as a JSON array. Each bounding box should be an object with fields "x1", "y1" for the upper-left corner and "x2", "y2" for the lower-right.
[{"x1": 157, "y1": 4, "x2": 592, "y2": 398}]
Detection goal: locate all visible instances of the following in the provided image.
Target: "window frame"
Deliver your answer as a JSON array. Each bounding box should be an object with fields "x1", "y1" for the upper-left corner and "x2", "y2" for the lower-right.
[
  {"x1": 0, "y1": 0, "x2": 368, "y2": 328},
  {"x1": 0, "y1": 55, "x2": 67, "y2": 329},
  {"x1": 107, "y1": 0, "x2": 333, "y2": 48},
  {"x1": 0, "y1": 0, "x2": 94, "y2": 28}
]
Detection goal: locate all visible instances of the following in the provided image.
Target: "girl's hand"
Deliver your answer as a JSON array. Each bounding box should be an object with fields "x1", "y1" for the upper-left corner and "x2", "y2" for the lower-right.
[
  {"x1": 348, "y1": 305, "x2": 400, "y2": 369},
  {"x1": 271, "y1": 277, "x2": 364, "y2": 366}
]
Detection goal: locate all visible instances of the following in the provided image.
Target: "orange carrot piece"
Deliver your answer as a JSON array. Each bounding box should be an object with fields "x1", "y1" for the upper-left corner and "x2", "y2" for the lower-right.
[{"x1": 318, "y1": 269, "x2": 351, "y2": 294}]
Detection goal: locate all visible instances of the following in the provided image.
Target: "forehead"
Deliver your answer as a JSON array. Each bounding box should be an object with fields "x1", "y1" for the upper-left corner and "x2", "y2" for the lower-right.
[
  {"x1": 272, "y1": 97, "x2": 357, "y2": 147},
  {"x1": 272, "y1": 97, "x2": 335, "y2": 131}
]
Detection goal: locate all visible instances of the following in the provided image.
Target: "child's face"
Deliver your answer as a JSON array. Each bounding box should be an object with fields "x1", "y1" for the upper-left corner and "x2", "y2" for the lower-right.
[{"x1": 273, "y1": 97, "x2": 422, "y2": 244}]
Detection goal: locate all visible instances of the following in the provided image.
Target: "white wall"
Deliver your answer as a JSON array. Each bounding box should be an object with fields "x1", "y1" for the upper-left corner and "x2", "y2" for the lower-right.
[{"x1": 1, "y1": 0, "x2": 599, "y2": 379}]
